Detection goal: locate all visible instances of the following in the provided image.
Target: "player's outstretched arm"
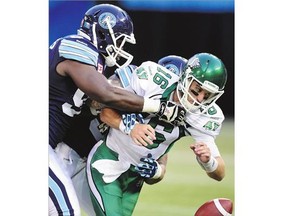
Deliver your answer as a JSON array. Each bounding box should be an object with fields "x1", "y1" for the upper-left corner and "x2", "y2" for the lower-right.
[
  {"x1": 57, "y1": 60, "x2": 148, "y2": 112},
  {"x1": 191, "y1": 142, "x2": 225, "y2": 181},
  {"x1": 57, "y1": 60, "x2": 186, "y2": 126}
]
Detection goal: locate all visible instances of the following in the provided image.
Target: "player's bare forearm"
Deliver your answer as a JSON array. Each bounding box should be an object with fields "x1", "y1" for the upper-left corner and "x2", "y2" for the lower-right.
[
  {"x1": 60, "y1": 60, "x2": 145, "y2": 112},
  {"x1": 207, "y1": 157, "x2": 225, "y2": 181},
  {"x1": 101, "y1": 85, "x2": 144, "y2": 111},
  {"x1": 77, "y1": 73, "x2": 144, "y2": 111},
  {"x1": 100, "y1": 108, "x2": 122, "y2": 129}
]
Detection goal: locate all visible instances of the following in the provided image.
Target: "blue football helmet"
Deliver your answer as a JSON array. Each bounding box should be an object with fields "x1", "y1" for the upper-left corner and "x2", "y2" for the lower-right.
[
  {"x1": 78, "y1": 4, "x2": 136, "y2": 68},
  {"x1": 158, "y1": 55, "x2": 188, "y2": 76}
]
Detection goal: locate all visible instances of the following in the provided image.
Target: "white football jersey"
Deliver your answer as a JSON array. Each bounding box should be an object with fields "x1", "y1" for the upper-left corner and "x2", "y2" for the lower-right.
[{"x1": 106, "y1": 61, "x2": 224, "y2": 168}]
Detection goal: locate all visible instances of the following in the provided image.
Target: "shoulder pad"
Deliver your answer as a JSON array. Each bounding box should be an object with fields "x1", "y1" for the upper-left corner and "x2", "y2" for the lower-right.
[
  {"x1": 204, "y1": 104, "x2": 224, "y2": 119},
  {"x1": 58, "y1": 35, "x2": 100, "y2": 66},
  {"x1": 185, "y1": 104, "x2": 224, "y2": 136},
  {"x1": 114, "y1": 65, "x2": 135, "y2": 88}
]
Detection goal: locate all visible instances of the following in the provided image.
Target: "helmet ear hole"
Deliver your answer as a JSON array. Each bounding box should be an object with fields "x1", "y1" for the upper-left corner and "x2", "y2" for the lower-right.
[{"x1": 98, "y1": 40, "x2": 108, "y2": 50}]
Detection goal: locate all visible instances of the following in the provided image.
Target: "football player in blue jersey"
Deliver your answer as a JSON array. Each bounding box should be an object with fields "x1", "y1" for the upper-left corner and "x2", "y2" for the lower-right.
[{"x1": 49, "y1": 3, "x2": 186, "y2": 216}]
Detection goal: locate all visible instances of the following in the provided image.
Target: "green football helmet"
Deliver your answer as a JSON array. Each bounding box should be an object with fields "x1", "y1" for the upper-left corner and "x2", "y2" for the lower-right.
[{"x1": 177, "y1": 53, "x2": 227, "y2": 113}]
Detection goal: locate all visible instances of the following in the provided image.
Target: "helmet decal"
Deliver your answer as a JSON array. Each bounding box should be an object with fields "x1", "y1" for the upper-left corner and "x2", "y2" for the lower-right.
[
  {"x1": 189, "y1": 57, "x2": 201, "y2": 70},
  {"x1": 165, "y1": 64, "x2": 180, "y2": 74},
  {"x1": 99, "y1": 12, "x2": 117, "y2": 29}
]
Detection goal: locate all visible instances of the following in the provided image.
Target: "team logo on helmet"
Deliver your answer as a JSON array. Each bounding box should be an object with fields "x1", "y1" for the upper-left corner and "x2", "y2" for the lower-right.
[
  {"x1": 188, "y1": 57, "x2": 201, "y2": 70},
  {"x1": 99, "y1": 12, "x2": 117, "y2": 29},
  {"x1": 166, "y1": 64, "x2": 179, "y2": 75}
]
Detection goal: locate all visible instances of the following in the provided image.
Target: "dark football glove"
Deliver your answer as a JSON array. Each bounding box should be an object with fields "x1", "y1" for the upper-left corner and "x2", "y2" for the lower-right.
[
  {"x1": 156, "y1": 101, "x2": 186, "y2": 126},
  {"x1": 135, "y1": 153, "x2": 162, "y2": 179}
]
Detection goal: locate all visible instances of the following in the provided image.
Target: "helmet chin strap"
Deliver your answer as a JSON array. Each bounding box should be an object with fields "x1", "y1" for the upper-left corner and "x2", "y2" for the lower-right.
[{"x1": 176, "y1": 87, "x2": 200, "y2": 113}]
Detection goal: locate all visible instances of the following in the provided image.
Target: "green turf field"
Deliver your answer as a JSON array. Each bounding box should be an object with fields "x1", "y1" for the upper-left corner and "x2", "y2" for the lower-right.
[
  {"x1": 82, "y1": 118, "x2": 234, "y2": 216},
  {"x1": 133, "y1": 118, "x2": 235, "y2": 216}
]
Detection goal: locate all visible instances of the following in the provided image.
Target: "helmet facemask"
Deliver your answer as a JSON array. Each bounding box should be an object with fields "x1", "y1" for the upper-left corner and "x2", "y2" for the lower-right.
[
  {"x1": 92, "y1": 16, "x2": 136, "y2": 68},
  {"x1": 177, "y1": 74, "x2": 224, "y2": 114}
]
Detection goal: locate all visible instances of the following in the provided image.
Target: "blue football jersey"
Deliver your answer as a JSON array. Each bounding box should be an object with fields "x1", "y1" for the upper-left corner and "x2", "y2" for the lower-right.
[{"x1": 49, "y1": 34, "x2": 105, "y2": 148}]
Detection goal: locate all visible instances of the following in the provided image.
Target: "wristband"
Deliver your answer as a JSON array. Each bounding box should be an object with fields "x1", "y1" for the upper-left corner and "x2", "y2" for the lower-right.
[
  {"x1": 119, "y1": 119, "x2": 139, "y2": 135},
  {"x1": 196, "y1": 156, "x2": 218, "y2": 173},
  {"x1": 119, "y1": 120, "x2": 130, "y2": 135},
  {"x1": 151, "y1": 160, "x2": 163, "y2": 179},
  {"x1": 142, "y1": 98, "x2": 160, "y2": 113}
]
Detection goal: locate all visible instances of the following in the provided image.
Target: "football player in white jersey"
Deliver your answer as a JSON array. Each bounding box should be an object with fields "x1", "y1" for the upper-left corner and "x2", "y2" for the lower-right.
[
  {"x1": 86, "y1": 52, "x2": 228, "y2": 216},
  {"x1": 55, "y1": 56, "x2": 188, "y2": 216}
]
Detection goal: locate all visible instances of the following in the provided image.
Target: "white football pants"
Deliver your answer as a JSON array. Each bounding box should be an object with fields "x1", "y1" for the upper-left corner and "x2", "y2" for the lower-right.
[{"x1": 49, "y1": 143, "x2": 95, "y2": 216}]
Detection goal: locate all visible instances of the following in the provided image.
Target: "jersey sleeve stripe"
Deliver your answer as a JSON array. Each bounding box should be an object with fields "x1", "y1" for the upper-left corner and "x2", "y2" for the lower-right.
[
  {"x1": 115, "y1": 66, "x2": 133, "y2": 88},
  {"x1": 59, "y1": 39, "x2": 99, "y2": 66}
]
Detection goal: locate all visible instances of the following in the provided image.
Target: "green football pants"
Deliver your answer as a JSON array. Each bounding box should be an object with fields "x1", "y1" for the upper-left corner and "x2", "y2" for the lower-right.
[{"x1": 87, "y1": 140, "x2": 145, "y2": 216}]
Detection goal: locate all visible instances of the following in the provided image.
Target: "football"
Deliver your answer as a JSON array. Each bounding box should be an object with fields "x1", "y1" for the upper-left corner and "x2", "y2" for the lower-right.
[{"x1": 194, "y1": 198, "x2": 233, "y2": 216}]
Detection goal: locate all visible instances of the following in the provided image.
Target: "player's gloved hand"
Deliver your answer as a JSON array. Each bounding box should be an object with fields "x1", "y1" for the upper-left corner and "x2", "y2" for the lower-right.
[
  {"x1": 121, "y1": 113, "x2": 144, "y2": 134},
  {"x1": 135, "y1": 153, "x2": 162, "y2": 179},
  {"x1": 156, "y1": 101, "x2": 186, "y2": 126}
]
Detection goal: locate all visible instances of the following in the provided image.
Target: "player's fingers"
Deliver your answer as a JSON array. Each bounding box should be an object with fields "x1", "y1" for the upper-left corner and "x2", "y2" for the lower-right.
[
  {"x1": 133, "y1": 137, "x2": 147, "y2": 146},
  {"x1": 136, "y1": 130, "x2": 154, "y2": 145},
  {"x1": 146, "y1": 125, "x2": 156, "y2": 135},
  {"x1": 145, "y1": 130, "x2": 156, "y2": 141},
  {"x1": 190, "y1": 144, "x2": 196, "y2": 150},
  {"x1": 135, "y1": 130, "x2": 153, "y2": 145},
  {"x1": 142, "y1": 135, "x2": 154, "y2": 145},
  {"x1": 137, "y1": 136, "x2": 149, "y2": 146},
  {"x1": 194, "y1": 148, "x2": 207, "y2": 155},
  {"x1": 195, "y1": 142, "x2": 206, "y2": 147}
]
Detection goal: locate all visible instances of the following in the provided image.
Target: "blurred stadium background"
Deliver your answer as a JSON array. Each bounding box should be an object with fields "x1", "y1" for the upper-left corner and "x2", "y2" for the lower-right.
[
  {"x1": 49, "y1": 1, "x2": 234, "y2": 215},
  {"x1": 49, "y1": 0, "x2": 234, "y2": 118}
]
